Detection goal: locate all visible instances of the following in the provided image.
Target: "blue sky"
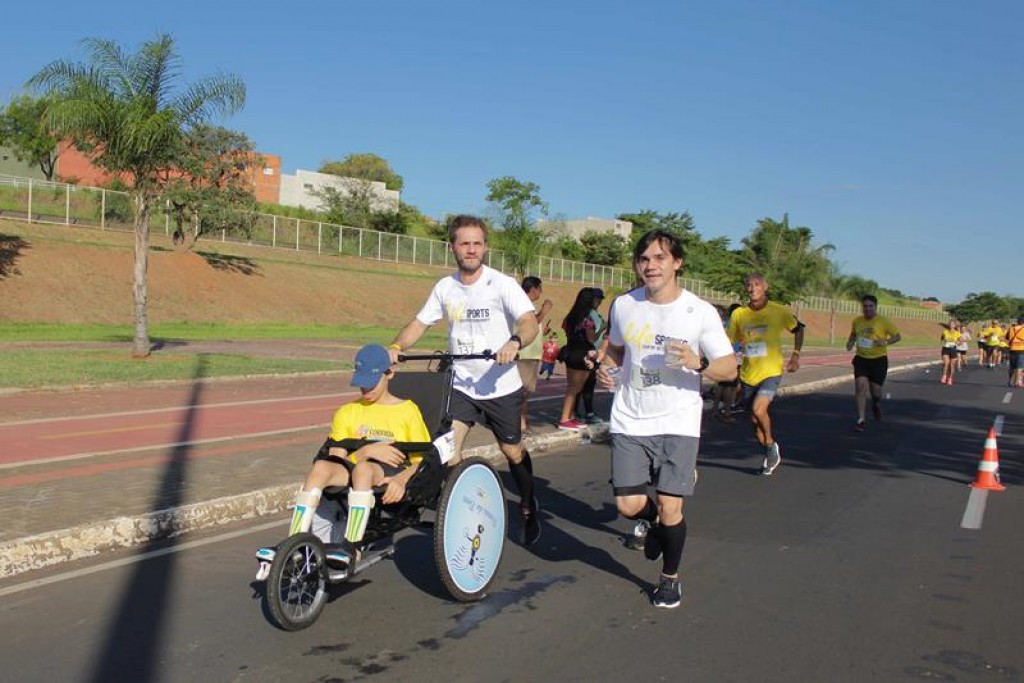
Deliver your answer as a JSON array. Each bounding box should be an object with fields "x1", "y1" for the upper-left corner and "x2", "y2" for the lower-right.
[{"x1": 2, "y1": 1, "x2": 1020, "y2": 303}]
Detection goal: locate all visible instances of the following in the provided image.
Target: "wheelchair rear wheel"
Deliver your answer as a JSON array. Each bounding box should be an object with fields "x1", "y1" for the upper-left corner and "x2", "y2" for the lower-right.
[
  {"x1": 266, "y1": 533, "x2": 329, "y2": 631},
  {"x1": 434, "y1": 457, "x2": 506, "y2": 602}
]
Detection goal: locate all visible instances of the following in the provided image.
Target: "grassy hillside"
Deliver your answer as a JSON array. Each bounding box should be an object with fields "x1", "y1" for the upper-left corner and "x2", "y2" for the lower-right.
[{"x1": 0, "y1": 219, "x2": 942, "y2": 346}]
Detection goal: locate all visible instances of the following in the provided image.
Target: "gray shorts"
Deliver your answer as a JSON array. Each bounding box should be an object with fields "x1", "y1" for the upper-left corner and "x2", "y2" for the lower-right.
[{"x1": 610, "y1": 433, "x2": 699, "y2": 498}]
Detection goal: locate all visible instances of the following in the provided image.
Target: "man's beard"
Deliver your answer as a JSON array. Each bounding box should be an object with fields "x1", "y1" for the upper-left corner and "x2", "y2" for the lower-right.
[{"x1": 455, "y1": 254, "x2": 482, "y2": 274}]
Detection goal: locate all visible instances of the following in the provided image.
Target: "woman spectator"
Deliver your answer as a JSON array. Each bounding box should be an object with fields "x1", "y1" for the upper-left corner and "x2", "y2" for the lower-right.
[{"x1": 558, "y1": 287, "x2": 598, "y2": 430}]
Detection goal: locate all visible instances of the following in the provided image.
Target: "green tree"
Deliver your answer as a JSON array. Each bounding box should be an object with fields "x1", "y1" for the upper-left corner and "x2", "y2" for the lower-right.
[
  {"x1": 320, "y1": 153, "x2": 403, "y2": 191},
  {"x1": 29, "y1": 34, "x2": 245, "y2": 357},
  {"x1": 579, "y1": 230, "x2": 627, "y2": 266},
  {"x1": 736, "y1": 214, "x2": 834, "y2": 304},
  {"x1": 0, "y1": 94, "x2": 61, "y2": 180},
  {"x1": 819, "y1": 265, "x2": 861, "y2": 344},
  {"x1": 162, "y1": 125, "x2": 259, "y2": 246},
  {"x1": 947, "y1": 292, "x2": 1011, "y2": 322},
  {"x1": 485, "y1": 175, "x2": 548, "y2": 276},
  {"x1": 618, "y1": 210, "x2": 699, "y2": 254}
]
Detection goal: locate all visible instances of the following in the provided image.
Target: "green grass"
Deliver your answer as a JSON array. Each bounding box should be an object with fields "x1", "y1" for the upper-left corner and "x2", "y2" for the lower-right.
[
  {"x1": 0, "y1": 321, "x2": 449, "y2": 346},
  {"x1": 0, "y1": 349, "x2": 342, "y2": 389}
]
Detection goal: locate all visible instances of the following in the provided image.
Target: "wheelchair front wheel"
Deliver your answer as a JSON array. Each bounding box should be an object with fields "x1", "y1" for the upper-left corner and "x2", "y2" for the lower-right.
[
  {"x1": 265, "y1": 533, "x2": 329, "y2": 631},
  {"x1": 434, "y1": 457, "x2": 506, "y2": 602}
]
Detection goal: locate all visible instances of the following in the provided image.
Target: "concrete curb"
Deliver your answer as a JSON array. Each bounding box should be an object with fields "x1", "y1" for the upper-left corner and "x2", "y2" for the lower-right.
[
  {"x1": 0, "y1": 426, "x2": 595, "y2": 579},
  {"x1": 0, "y1": 360, "x2": 935, "y2": 579}
]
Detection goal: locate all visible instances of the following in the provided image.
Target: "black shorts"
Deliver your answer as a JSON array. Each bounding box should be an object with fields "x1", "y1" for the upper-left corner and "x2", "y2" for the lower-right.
[
  {"x1": 449, "y1": 388, "x2": 524, "y2": 445},
  {"x1": 314, "y1": 451, "x2": 405, "y2": 478},
  {"x1": 563, "y1": 342, "x2": 593, "y2": 371},
  {"x1": 853, "y1": 355, "x2": 889, "y2": 386},
  {"x1": 941, "y1": 347, "x2": 958, "y2": 358}
]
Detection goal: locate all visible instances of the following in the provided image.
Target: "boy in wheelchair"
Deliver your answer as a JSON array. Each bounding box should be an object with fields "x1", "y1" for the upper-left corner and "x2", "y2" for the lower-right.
[{"x1": 259, "y1": 344, "x2": 431, "y2": 568}]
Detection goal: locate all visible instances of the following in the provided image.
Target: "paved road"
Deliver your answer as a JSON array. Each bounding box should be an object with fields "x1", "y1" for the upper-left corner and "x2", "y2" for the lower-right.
[{"x1": 1, "y1": 364, "x2": 1019, "y2": 682}]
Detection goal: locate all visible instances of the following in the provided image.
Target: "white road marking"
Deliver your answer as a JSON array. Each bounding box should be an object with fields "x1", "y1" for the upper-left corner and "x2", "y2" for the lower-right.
[
  {"x1": 0, "y1": 519, "x2": 284, "y2": 598},
  {"x1": 960, "y1": 487, "x2": 989, "y2": 530},
  {"x1": 1002, "y1": 392, "x2": 1012, "y2": 405},
  {"x1": 993, "y1": 415, "x2": 1005, "y2": 436}
]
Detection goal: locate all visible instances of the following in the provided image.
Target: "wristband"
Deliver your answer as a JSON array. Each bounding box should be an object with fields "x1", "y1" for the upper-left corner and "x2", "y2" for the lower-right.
[
  {"x1": 791, "y1": 349, "x2": 801, "y2": 356},
  {"x1": 388, "y1": 343, "x2": 402, "y2": 351},
  {"x1": 508, "y1": 335, "x2": 522, "y2": 348},
  {"x1": 698, "y1": 357, "x2": 709, "y2": 372}
]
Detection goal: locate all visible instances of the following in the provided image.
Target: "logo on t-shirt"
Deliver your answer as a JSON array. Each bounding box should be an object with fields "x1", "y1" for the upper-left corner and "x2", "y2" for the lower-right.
[
  {"x1": 358, "y1": 425, "x2": 395, "y2": 441},
  {"x1": 446, "y1": 300, "x2": 491, "y2": 322}
]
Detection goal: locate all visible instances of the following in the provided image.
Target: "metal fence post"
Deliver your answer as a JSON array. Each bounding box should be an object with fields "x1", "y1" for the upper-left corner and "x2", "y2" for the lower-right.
[
  {"x1": 65, "y1": 184, "x2": 70, "y2": 225},
  {"x1": 318, "y1": 222, "x2": 322, "y2": 254},
  {"x1": 272, "y1": 215, "x2": 277, "y2": 248},
  {"x1": 295, "y1": 218, "x2": 300, "y2": 251},
  {"x1": 27, "y1": 179, "x2": 33, "y2": 223},
  {"x1": 101, "y1": 190, "x2": 106, "y2": 229}
]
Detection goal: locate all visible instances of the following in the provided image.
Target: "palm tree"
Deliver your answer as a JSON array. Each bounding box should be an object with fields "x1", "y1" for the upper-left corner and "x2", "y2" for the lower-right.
[{"x1": 29, "y1": 35, "x2": 245, "y2": 356}]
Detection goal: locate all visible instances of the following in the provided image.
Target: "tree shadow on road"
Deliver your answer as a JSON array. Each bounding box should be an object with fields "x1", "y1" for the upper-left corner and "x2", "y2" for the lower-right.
[
  {"x1": 86, "y1": 355, "x2": 210, "y2": 683},
  {"x1": 0, "y1": 233, "x2": 30, "y2": 279}
]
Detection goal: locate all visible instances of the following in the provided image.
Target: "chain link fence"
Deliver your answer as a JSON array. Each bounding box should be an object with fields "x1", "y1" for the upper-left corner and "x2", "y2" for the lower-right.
[{"x1": 0, "y1": 174, "x2": 947, "y2": 322}]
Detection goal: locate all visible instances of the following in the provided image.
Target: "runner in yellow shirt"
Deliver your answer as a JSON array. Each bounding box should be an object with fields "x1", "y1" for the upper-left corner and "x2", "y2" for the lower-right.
[
  {"x1": 1006, "y1": 316, "x2": 1024, "y2": 388},
  {"x1": 939, "y1": 320, "x2": 961, "y2": 385},
  {"x1": 845, "y1": 294, "x2": 901, "y2": 431},
  {"x1": 727, "y1": 273, "x2": 804, "y2": 476}
]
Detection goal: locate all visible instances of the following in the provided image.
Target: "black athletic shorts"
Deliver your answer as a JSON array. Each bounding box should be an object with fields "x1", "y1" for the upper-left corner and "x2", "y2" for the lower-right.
[
  {"x1": 852, "y1": 355, "x2": 889, "y2": 386},
  {"x1": 941, "y1": 347, "x2": 958, "y2": 358},
  {"x1": 449, "y1": 387, "x2": 524, "y2": 445}
]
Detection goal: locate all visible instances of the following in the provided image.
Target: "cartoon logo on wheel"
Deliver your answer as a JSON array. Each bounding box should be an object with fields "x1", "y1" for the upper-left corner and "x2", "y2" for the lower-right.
[{"x1": 450, "y1": 524, "x2": 487, "y2": 582}]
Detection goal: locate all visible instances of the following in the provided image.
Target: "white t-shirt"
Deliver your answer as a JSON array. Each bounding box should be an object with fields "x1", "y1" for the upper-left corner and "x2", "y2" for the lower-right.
[
  {"x1": 417, "y1": 265, "x2": 536, "y2": 400},
  {"x1": 608, "y1": 287, "x2": 734, "y2": 437}
]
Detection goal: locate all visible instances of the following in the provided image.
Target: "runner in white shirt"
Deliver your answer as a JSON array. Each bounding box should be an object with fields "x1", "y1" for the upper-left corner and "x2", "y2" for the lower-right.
[
  {"x1": 596, "y1": 229, "x2": 736, "y2": 609},
  {"x1": 388, "y1": 215, "x2": 543, "y2": 545}
]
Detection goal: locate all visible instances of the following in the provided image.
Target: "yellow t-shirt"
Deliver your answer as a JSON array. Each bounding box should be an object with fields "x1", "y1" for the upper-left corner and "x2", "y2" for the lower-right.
[
  {"x1": 727, "y1": 301, "x2": 800, "y2": 386},
  {"x1": 989, "y1": 327, "x2": 1005, "y2": 345},
  {"x1": 850, "y1": 315, "x2": 900, "y2": 359},
  {"x1": 940, "y1": 329, "x2": 961, "y2": 348},
  {"x1": 328, "y1": 399, "x2": 431, "y2": 464}
]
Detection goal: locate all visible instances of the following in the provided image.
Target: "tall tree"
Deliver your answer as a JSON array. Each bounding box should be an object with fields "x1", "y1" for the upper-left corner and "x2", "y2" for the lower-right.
[
  {"x1": 946, "y1": 292, "x2": 1011, "y2": 322},
  {"x1": 618, "y1": 210, "x2": 699, "y2": 254},
  {"x1": 485, "y1": 175, "x2": 548, "y2": 276},
  {"x1": 163, "y1": 125, "x2": 259, "y2": 246},
  {"x1": 320, "y1": 153, "x2": 403, "y2": 191},
  {"x1": 29, "y1": 35, "x2": 245, "y2": 357},
  {"x1": 0, "y1": 94, "x2": 61, "y2": 180},
  {"x1": 737, "y1": 214, "x2": 833, "y2": 304}
]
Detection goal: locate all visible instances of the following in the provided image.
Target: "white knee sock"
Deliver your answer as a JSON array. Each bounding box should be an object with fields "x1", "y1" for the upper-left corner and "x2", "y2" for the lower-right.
[
  {"x1": 344, "y1": 489, "x2": 375, "y2": 543},
  {"x1": 288, "y1": 487, "x2": 322, "y2": 535}
]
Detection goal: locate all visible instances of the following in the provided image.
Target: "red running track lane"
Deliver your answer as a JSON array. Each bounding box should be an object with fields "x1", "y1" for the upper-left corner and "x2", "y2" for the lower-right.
[{"x1": 0, "y1": 348, "x2": 934, "y2": 469}]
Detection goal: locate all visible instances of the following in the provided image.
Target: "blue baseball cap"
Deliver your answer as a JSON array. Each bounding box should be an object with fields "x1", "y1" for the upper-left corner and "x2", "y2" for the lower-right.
[{"x1": 351, "y1": 344, "x2": 392, "y2": 389}]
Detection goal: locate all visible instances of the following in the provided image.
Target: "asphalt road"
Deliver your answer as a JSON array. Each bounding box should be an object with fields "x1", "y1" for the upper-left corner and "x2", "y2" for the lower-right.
[{"x1": 1, "y1": 364, "x2": 1020, "y2": 683}]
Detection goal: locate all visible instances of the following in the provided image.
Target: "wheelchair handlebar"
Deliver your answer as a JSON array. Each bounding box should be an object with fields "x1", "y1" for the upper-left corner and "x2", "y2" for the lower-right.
[{"x1": 397, "y1": 351, "x2": 497, "y2": 362}]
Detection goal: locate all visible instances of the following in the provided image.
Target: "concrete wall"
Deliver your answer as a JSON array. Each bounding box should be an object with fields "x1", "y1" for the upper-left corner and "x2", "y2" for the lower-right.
[
  {"x1": 278, "y1": 169, "x2": 400, "y2": 213},
  {"x1": 541, "y1": 217, "x2": 633, "y2": 241},
  {"x1": 0, "y1": 146, "x2": 46, "y2": 180}
]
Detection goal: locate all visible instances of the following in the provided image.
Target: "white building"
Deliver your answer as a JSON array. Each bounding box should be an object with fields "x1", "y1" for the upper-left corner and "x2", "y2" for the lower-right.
[
  {"x1": 278, "y1": 169, "x2": 400, "y2": 213},
  {"x1": 539, "y1": 216, "x2": 633, "y2": 241}
]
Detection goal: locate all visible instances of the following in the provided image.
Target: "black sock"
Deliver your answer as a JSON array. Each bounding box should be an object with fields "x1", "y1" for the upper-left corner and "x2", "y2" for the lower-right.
[
  {"x1": 510, "y1": 451, "x2": 535, "y2": 512},
  {"x1": 660, "y1": 519, "x2": 688, "y2": 577}
]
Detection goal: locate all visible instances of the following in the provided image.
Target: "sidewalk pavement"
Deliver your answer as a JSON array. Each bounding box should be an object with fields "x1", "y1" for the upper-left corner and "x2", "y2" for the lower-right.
[{"x1": 0, "y1": 350, "x2": 939, "y2": 578}]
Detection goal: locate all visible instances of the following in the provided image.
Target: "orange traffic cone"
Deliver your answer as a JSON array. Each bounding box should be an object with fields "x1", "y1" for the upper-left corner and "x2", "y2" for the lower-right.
[{"x1": 970, "y1": 427, "x2": 1006, "y2": 491}]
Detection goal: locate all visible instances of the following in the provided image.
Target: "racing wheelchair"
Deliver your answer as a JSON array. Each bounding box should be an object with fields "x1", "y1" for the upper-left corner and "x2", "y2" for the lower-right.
[{"x1": 254, "y1": 352, "x2": 507, "y2": 631}]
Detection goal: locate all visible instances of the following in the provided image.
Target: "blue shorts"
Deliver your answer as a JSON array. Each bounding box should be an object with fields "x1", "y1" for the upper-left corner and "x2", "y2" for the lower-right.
[{"x1": 741, "y1": 375, "x2": 782, "y2": 408}]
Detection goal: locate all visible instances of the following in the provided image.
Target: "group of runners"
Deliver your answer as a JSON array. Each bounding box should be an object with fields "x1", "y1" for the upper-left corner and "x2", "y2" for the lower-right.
[
  {"x1": 280, "y1": 214, "x2": 1021, "y2": 612},
  {"x1": 937, "y1": 318, "x2": 1024, "y2": 387}
]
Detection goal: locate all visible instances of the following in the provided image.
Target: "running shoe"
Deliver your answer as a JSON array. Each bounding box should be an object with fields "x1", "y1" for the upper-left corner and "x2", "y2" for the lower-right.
[
  {"x1": 644, "y1": 523, "x2": 663, "y2": 561},
  {"x1": 557, "y1": 419, "x2": 585, "y2": 431},
  {"x1": 521, "y1": 508, "x2": 541, "y2": 546},
  {"x1": 585, "y1": 413, "x2": 602, "y2": 425},
  {"x1": 761, "y1": 442, "x2": 782, "y2": 476},
  {"x1": 651, "y1": 576, "x2": 682, "y2": 609},
  {"x1": 625, "y1": 519, "x2": 650, "y2": 551},
  {"x1": 853, "y1": 420, "x2": 866, "y2": 432}
]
